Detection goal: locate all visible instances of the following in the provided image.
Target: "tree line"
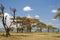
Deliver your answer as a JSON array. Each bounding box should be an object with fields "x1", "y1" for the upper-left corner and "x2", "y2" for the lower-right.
[{"x1": 0, "y1": 4, "x2": 60, "y2": 37}]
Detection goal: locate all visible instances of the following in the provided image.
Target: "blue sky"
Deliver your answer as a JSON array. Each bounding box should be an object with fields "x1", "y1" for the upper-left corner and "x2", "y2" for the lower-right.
[{"x1": 0, "y1": 0, "x2": 60, "y2": 28}]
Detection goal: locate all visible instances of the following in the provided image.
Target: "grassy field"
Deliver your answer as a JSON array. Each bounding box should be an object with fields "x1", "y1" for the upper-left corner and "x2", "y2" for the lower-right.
[{"x1": 0, "y1": 32, "x2": 60, "y2": 40}]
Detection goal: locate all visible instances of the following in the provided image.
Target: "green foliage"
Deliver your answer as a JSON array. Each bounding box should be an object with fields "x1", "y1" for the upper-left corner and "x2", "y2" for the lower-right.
[
  {"x1": 54, "y1": 8, "x2": 60, "y2": 19},
  {"x1": 47, "y1": 25, "x2": 57, "y2": 30},
  {"x1": 54, "y1": 13, "x2": 60, "y2": 19},
  {"x1": 9, "y1": 27, "x2": 14, "y2": 31}
]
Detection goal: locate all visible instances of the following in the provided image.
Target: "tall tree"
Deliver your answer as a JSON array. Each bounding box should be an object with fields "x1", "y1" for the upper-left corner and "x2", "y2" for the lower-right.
[
  {"x1": 54, "y1": 8, "x2": 60, "y2": 32},
  {"x1": 24, "y1": 18, "x2": 32, "y2": 32},
  {"x1": 54, "y1": 8, "x2": 60, "y2": 19},
  {"x1": 10, "y1": 16, "x2": 26, "y2": 32},
  {"x1": 0, "y1": 4, "x2": 10, "y2": 37},
  {"x1": 47, "y1": 25, "x2": 57, "y2": 32},
  {"x1": 37, "y1": 22, "x2": 47, "y2": 32},
  {"x1": 10, "y1": 7, "x2": 16, "y2": 22}
]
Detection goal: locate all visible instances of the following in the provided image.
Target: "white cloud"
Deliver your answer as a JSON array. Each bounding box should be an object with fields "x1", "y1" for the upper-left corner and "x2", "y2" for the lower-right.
[
  {"x1": 0, "y1": 22, "x2": 3, "y2": 28},
  {"x1": 23, "y1": 6, "x2": 33, "y2": 12},
  {"x1": 0, "y1": 13, "x2": 13, "y2": 28},
  {"x1": 35, "y1": 15, "x2": 40, "y2": 19},
  {"x1": 4, "y1": 13, "x2": 13, "y2": 27},
  {"x1": 51, "y1": 19, "x2": 57, "y2": 21},
  {"x1": 51, "y1": 9, "x2": 58, "y2": 13},
  {"x1": 4, "y1": 13, "x2": 12, "y2": 20}
]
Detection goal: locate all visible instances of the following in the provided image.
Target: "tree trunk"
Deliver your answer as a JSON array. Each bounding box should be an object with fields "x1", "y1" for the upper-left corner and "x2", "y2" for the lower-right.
[
  {"x1": 48, "y1": 28, "x2": 49, "y2": 32},
  {"x1": 1, "y1": 5, "x2": 11, "y2": 37},
  {"x1": 2, "y1": 12, "x2": 6, "y2": 31},
  {"x1": 27, "y1": 28, "x2": 31, "y2": 32},
  {"x1": 30, "y1": 27, "x2": 31, "y2": 32},
  {"x1": 28, "y1": 27, "x2": 31, "y2": 32},
  {"x1": 16, "y1": 24, "x2": 19, "y2": 33},
  {"x1": 52, "y1": 29, "x2": 54, "y2": 32},
  {"x1": 40, "y1": 27, "x2": 42, "y2": 32},
  {"x1": 6, "y1": 28, "x2": 10, "y2": 37},
  {"x1": 21, "y1": 28, "x2": 23, "y2": 32},
  {"x1": 17, "y1": 28, "x2": 19, "y2": 33},
  {"x1": 2, "y1": 18, "x2": 10, "y2": 37},
  {"x1": 58, "y1": 29, "x2": 59, "y2": 32}
]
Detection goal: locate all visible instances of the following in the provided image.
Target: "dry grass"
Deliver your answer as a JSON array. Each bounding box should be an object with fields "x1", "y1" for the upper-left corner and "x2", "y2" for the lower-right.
[{"x1": 0, "y1": 32, "x2": 60, "y2": 40}]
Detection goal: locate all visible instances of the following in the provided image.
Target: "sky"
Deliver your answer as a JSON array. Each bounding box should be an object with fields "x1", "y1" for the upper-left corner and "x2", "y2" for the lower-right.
[{"x1": 0, "y1": 0, "x2": 60, "y2": 28}]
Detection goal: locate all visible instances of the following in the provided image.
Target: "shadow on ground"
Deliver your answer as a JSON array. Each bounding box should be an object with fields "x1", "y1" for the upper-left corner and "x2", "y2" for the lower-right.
[
  {"x1": 0, "y1": 34, "x2": 30, "y2": 37},
  {"x1": 53, "y1": 36, "x2": 60, "y2": 38}
]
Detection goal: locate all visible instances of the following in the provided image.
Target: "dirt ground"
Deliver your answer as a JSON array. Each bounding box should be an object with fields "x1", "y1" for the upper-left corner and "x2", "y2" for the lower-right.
[{"x1": 0, "y1": 32, "x2": 60, "y2": 40}]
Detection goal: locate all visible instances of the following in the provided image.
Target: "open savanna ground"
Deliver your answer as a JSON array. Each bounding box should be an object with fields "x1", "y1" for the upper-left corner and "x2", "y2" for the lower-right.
[{"x1": 0, "y1": 32, "x2": 60, "y2": 40}]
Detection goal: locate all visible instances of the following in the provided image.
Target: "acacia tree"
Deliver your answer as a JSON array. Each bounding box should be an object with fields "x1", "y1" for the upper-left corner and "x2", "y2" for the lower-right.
[
  {"x1": 10, "y1": 8, "x2": 21, "y2": 33},
  {"x1": 9, "y1": 27, "x2": 14, "y2": 31},
  {"x1": 54, "y1": 8, "x2": 60, "y2": 32},
  {"x1": 0, "y1": 4, "x2": 17, "y2": 37},
  {"x1": 10, "y1": 16, "x2": 26, "y2": 32},
  {"x1": 52, "y1": 27, "x2": 57, "y2": 32},
  {"x1": 47, "y1": 25, "x2": 54, "y2": 32},
  {"x1": 47, "y1": 25, "x2": 57, "y2": 32},
  {"x1": 24, "y1": 18, "x2": 32, "y2": 32},
  {"x1": 54, "y1": 8, "x2": 60, "y2": 19},
  {"x1": 14, "y1": 16, "x2": 25, "y2": 33},
  {"x1": 37, "y1": 22, "x2": 47, "y2": 32},
  {"x1": 10, "y1": 7, "x2": 16, "y2": 22},
  {"x1": 30, "y1": 18, "x2": 46, "y2": 32},
  {"x1": 0, "y1": 4, "x2": 11, "y2": 37}
]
